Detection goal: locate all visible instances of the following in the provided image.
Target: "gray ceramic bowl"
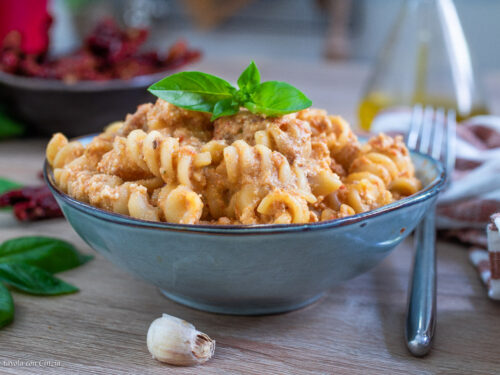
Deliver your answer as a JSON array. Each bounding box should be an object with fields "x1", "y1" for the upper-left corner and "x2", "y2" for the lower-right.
[
  {"x1": 44, "y1": 134, "x2": 445, "y2": 315},
  {"x1": 0, "y1": 71, "x2": 170, "y2": 137}
]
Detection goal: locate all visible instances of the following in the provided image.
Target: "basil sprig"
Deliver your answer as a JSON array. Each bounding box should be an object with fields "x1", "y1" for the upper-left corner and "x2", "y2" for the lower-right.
[
  {"x1": 148, "y1": 61, "x2": 312, "y2": 120},
  {"x1": 0, "y1": 236, "x2": 92, "y2": 328}
]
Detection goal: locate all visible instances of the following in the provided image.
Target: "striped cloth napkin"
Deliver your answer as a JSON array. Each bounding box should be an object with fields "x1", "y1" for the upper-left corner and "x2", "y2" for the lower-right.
[
  {"x1": 470, "y1": 215, "x2": 500, "y2": 300},
  {"x1": 371, "y1": 113, "x2": 500, "y2": 299}
]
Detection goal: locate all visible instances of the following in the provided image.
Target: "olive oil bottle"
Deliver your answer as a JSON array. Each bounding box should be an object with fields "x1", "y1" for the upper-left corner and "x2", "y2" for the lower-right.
[{"x1": 358, "y1": 0, "x2": 489, "y2": 130}]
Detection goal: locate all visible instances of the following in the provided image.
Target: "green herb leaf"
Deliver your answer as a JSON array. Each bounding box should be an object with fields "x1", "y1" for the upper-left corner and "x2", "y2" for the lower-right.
[
  {"x1": 148, "y1": 62, "x2": 312, "y2": 119},
  {"x1": 0, "y1": 283, "x2": 14, "y2": 328},
  {"x1": 0, "y1": 236, "x2": 92, "y2": 274},
  {"x1": 244, "y1": 81, "x2": 312, "y2": 116},
  {"x1": 0, "y1": 177, "x2": 22, "y2": 196},
  {"x1": 211, "y1": 99, "x2": 240, "y2": 121},
  {"x1": 237, "y1": 61, "x2": 260, "y2": 92},
  {"x1": 0, "y1": 110, "x2": 24, "y2": 140},
  {"x1": 0, "y1": 263, "x2": 78, "y2": 295},
  {"x1": 148, "y1": 71, "x2": 237, "y2": 113}
]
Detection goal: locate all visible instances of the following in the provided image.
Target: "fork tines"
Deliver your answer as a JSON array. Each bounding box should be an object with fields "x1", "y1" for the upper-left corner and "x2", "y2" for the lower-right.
[{"x1": 407, "y1": 105, "x2": 457, "y2": 183}]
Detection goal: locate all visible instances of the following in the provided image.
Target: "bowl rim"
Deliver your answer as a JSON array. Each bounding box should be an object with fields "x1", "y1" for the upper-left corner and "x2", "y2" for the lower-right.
[
  {"x1": 44, "y1": 133, "x2": 445, "y2": 235},
  {"x1": 0, "y1": 70, "x2": 171, "y2": 92}
]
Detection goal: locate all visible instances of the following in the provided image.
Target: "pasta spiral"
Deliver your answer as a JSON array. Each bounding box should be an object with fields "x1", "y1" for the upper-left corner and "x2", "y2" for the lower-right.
[
  {"x1": 46, "y1": 133, "x2": 84, "y2": 169},
  {"x1": 257, "y1": 189, "x2": 310, "y2": 224},
  {"x1": 157, "y1": 185, "x2": 203, "y2": 224},
  {"x1": 125, "y1": 129, "x2": 212, "y2": 188},
  {"x1": 340, "y1": 134, "x2": 421, "y2": 213},
  {"x1": 215, "y1": 140, "x2": 322, "y2": 223},
  {"x1": 46, "y1": 99, "x2": 421, "y2": 225}
]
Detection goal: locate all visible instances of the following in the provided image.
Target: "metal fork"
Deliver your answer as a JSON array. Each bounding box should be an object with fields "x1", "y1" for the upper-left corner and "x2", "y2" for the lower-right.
[{"x1": 405, "y1": 105, "x2": 456, "y2": 357}]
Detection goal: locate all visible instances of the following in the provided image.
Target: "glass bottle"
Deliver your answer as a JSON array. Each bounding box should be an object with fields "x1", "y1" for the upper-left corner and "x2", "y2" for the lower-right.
[{"x1": 358, "y1": 0, "x2": 489, "y2": 130}]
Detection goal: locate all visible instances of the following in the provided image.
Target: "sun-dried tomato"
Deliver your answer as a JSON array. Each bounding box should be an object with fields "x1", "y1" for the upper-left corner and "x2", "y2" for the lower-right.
[
  {"x1": 0, "y1": 185, "x2": 62, "y2": 222},
  {"x1": 0, "y1": 18, "x2": 201, "y2": 82}
]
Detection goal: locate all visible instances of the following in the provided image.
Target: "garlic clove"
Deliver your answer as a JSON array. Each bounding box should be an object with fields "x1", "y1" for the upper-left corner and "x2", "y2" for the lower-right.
[{"x1": 147, "y1": 313, "x2": 215, "y2": 366}]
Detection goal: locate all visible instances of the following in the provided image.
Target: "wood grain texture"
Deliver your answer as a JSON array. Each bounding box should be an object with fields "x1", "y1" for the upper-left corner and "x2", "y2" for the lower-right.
[{"x1": 1, "y1": 60, "x2": 500, "y2": 374}]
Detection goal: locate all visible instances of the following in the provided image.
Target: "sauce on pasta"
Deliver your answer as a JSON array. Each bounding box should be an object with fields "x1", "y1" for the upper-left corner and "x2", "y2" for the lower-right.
[{"x1": 46, "y1": 100, "x2": 421, "y2": 225}]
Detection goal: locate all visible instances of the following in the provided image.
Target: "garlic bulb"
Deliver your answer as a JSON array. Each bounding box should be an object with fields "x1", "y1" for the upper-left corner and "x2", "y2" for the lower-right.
[{"x1": 147, "y1": 313, "x2": 215, "y2": 366}]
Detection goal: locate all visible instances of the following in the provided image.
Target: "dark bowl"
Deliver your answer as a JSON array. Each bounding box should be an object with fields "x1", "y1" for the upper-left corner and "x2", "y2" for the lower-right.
[{"x1": 0, "y1": 71, "x2": 172, "y2": 137}]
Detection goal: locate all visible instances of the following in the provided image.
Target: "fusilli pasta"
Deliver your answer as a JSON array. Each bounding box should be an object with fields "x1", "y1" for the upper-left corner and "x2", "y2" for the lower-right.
[{"x1": 46, "y1": 99, "x2": 421, "y2": 225}]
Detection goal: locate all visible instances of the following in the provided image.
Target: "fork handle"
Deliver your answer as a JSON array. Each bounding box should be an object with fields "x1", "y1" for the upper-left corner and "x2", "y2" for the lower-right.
[{"x1": 405, "y1": 205, "x2": 437, "y2": 357}]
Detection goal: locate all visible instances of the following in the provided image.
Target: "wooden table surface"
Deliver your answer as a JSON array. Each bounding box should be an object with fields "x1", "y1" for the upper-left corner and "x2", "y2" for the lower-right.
[{"x1": 1, "y1": 59, "x2": 500, "y2": 374}]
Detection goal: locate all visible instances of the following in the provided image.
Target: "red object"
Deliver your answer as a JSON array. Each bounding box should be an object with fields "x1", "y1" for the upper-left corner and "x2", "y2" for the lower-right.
[
  {"x1": 0, "y1": 18, "x2": 202, "y2": 82},
  {"x1": 0, "y1": 185, "x2": 63, "y2": 221},
  {"x1": 0, "y1": 0, "x2": 51, "y2": 54}
]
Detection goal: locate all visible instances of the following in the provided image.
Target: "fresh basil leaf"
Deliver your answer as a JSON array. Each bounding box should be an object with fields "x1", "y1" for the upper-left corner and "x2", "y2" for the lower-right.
[
  {"x1": 237, "y1": 61, "x2": 260, "y2": 92},
  {"x1": 0, "y1": 236, "x2": 92, "y2": 274},
  {"x1": 0, "y1": 263, "x2": 78, "y2": 295},
  {"x1": 244, "y1": 81, "x2": 312, "y2": 116},
  {"x1": 0, "y1": 110, "x2": 24, "y2": 140},
  {"x1": 148, "y1": 63, "x2": 313, "y2": 119},
  {"x1": 0, "y1": 283, "x2": 14, "y2": 328},
  {"x1": 148, "y1": 72, "x2": 237, "y2": 112},
  {"x1": 211, "y1": 99, "x2": 240, "y2": 121},
  {"x1": 0, "y1": 177, "x2": 22, "y2": 195}
]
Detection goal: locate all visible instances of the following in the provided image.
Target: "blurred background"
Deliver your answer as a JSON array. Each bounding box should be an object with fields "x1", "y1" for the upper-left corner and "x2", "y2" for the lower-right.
[
  {"x1": 1, "y1": 0, "x2": 499, "y2": 135},
  {"x1": 47, "y1": 0, "x2": 498, "y2": 68}
]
